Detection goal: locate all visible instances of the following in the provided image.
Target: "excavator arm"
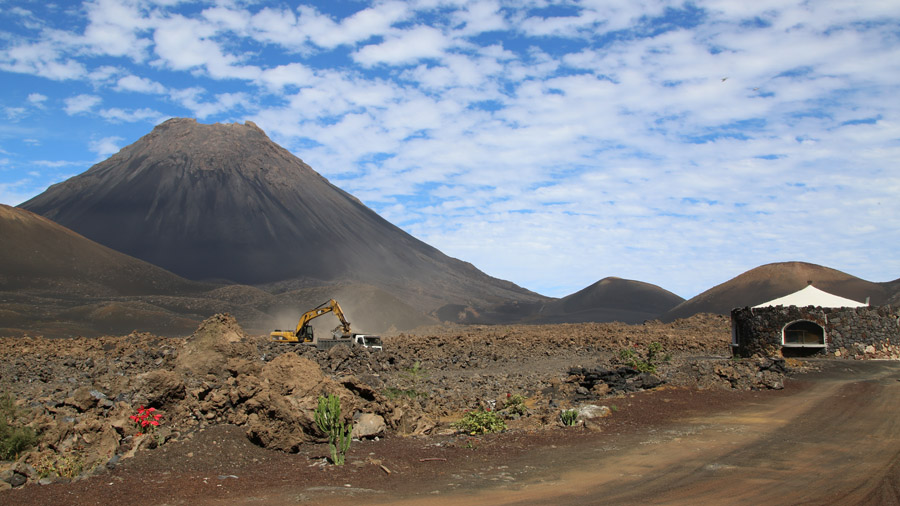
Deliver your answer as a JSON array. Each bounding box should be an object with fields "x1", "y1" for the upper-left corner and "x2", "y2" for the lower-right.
[{"x1": 271, "y1": 299, "x2": 352, "y2": 343}]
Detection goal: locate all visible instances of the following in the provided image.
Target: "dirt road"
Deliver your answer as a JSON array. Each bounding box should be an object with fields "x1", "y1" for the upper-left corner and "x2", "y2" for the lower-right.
[{"x1": 343, "y1": 360, "x2": 900, "y2": 506}]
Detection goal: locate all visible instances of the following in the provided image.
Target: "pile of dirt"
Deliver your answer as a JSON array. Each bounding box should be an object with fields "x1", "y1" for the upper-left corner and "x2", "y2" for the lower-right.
[{"x1": 0, "y1": 313, "x2": 792, "y2": 490}]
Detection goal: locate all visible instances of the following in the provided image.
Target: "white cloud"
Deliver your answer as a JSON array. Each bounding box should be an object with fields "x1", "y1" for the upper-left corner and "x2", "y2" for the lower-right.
[
  {"x1": 100, "y1": 107, "x2": 167, "y2": 123},
  {"x1": 89, "y1": 136, "x2": 123, "y2": 158},
  {"x1": 27, "y1": 93, "x2": 48, "y2": 106},
  {"x1": 202, "y1": 5, "x2": 252, "y2": 34},
  {"x1": 257, "y1": 63, "x2": 316, "y2": 91},
  {"x1": 88, "y1": 65, "x2": 122, "y2": 84},
  {"x1": 170, "y1": 87, "x2": 251, "y2": 119},
  {"x1": 152, "y1": 14, "x2": 261, "y2": 80},
  {"x1": 451, "y1": 0, "x2": 507, "y2": 35},
  {"x1": 115, "y1": 75, "x2": 166, "y2": 94},
  {"x1": 353, "y1": 26, "x2": 451, "y2": 66},
  {"x1": 0, "y1": 40, "x2": 87, "y2": 80},
  {"x1": 64, "y1": 94, "x2": 101, "y2": 115},
  {"x1": 3, "y1": 107, "x2": 27, "y2": 120},
  {"x1": 294, "y1": 2, "x2": 410, "y2": 49},
  {"x1": 82, "y1": 0, "x2": 152, "y2": 60}
]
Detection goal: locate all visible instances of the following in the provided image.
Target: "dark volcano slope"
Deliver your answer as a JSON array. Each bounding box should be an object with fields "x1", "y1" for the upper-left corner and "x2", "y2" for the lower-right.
[
  {"x1": 20, "y1": 118, "x2": 544, "y2": 312},
  {"x1": 661, "y1": 261, "x2": 894, "y2": 321}
]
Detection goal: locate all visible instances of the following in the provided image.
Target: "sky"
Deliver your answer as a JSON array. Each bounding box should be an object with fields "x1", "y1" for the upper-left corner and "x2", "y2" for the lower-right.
[{"x1": 1, "y1": 0, "x2": 899, "y2": 300}]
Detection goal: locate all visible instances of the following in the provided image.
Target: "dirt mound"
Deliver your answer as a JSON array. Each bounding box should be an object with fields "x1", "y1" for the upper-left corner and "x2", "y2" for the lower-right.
[
  {"x1": 175, "y1": 313, "x2": 253, "y2": 375},
  {"x1": 662, "y1": 261, "x2": 895, "y2": 321},
  {"x1": 20, "y1": 118, "x2": 544, "y2": 313}
]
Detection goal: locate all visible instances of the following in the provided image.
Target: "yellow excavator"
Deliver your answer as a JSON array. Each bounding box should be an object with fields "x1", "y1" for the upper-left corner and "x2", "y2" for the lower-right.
[{"x1": 271, "y1": 299, "x2": 352, "y2": 343}]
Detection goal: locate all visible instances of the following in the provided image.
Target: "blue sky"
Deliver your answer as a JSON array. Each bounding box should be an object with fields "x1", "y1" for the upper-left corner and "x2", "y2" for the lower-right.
[{"x1": 1, "y1": 0, "x2": 899, "y2": 299}]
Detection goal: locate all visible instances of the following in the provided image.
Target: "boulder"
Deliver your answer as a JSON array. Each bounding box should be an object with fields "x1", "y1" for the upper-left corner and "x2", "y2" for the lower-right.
[
  {"x1": 5, "y1": 472, "x2": 26, "y2": 488},
  {"x1": 141, "y1": 370, "x2": 185, "y2": 408},
  {"x1": 64, "y1": 386, "x2": 99, "y2": 412},
  {"x1": 351, "y1": 413, "x2": 386, "y2": 439},
  {"x1": 577, "y1": 404, "x2": 612, "y2": 431}
]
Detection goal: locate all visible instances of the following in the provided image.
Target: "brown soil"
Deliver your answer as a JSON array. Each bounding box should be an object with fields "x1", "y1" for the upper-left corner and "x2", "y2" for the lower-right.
[{"x1": 7, "y1": 360, "x2": 900, "y2": 505}]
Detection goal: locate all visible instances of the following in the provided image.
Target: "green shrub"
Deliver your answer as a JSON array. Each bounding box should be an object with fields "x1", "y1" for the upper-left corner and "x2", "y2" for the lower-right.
[
  {"x1": 402, "y1": 361, "x2": 428, "y2": 386},
  {"x1": 0, "y1": 392, "x2": 38, "y2": 460},
  {"x1": 453, "y1": 408, "x2": 507, "y2": 435},
  {"x1": 35, "y1": 452, "x2": 84, "y2": 479},
  {"x1": 560, "y1": 409, "x2": 578, "y2": 426},
  {"x1": 314, "y1": 394, "x2": 352, "y2": 465},
  {"x1": 618, "y1": 342, "x2": 669, "y2": 374},
  {"x1": 503, "y1": 393, "x2": 527, "y2": 417}
]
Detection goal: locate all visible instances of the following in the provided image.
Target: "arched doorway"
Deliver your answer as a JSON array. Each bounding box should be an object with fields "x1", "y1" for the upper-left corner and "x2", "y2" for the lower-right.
[{"x1": 782, "y1": 320, "x2": 825, "y2": 357}]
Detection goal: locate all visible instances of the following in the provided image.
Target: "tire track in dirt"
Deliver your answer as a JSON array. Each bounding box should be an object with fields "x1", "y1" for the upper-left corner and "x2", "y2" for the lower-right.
[{"x1": 353, "y1": 360, "x2": 900, "y2": 506}]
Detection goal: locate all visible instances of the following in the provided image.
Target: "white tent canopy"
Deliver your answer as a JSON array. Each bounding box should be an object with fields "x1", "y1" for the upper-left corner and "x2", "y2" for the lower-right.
[{"x1": 754, "y1": 285, "x2": 868, "y2": 309}]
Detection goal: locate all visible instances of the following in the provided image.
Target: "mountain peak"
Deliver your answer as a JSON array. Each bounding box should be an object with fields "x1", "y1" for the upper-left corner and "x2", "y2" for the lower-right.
[
  {"x1": 660, "y1": 261, "x2": 892, "y2": 321},
  {"x1": 20, "y1": 119, "x2": 541, "y2": 312}
]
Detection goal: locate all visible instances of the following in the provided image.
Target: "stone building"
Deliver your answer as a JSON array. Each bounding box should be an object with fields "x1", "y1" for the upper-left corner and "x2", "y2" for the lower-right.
[{"x1": 731, "y1": 285, "x2": 900, "y2": 358}]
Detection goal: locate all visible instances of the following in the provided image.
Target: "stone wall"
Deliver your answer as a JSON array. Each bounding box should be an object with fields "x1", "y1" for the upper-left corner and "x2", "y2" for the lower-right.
[{"x1": 731, "y1": 305, "x2": 900, "y2": 359}]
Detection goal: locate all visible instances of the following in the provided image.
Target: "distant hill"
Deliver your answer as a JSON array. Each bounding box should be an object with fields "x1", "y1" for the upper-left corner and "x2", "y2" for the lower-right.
[
  {"x1": 534, "y1": 277, "x2": 683, "y2": 324},
  {"x1": 661, "y1": 261, "x2": 896, "y2": 321},
  {"x1": 20, "y1": 118, "x2": 545, "y2": 314},
  {"x1": 0, "y1": 204, "x2": 208, "y2": 336},
  {"x1": 0, "y1": 204, "x2": 205, "y2": 296},
  {"x1": 434, "y1": 277, "x2": 683, "y2": 325},
  {"x1": 0, "y1": 204, "x2": 433, "y2": 337}
]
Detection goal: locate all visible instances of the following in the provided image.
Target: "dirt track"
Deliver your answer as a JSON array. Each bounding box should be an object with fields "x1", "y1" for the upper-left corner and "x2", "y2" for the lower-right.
[{"x1": 286, "y1": 360, "x2": 900, "y2": 505}]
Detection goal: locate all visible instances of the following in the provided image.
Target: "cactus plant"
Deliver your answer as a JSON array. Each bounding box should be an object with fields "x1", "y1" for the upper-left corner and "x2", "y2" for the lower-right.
[{"x1": 314, "y1": 394, "x2": 352, "y2": 465}]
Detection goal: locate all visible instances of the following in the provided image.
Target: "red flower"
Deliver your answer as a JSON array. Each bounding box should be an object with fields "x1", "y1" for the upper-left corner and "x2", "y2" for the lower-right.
[{"x1": 130, "y1": 405, "x2": 163, "y2": 436}]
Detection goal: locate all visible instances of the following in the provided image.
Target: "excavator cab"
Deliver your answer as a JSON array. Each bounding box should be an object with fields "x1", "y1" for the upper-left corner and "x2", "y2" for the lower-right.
[{"x1": 297, "y1": 323, "x2": 315, "y2": 343}]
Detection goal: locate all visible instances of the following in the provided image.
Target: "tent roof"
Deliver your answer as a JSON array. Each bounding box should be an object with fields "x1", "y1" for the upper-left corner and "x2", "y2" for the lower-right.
[{"x1": 754, "y1": 285, "x2": 868, "y2": 309}]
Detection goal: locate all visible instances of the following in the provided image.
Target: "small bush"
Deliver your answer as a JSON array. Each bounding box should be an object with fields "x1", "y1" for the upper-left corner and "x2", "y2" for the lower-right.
[
  {"x1": 560, "y1": 409, "x2": 578, "y2": 426},
  {"x1": 402, "y1": 361, "x2": 428, "y2": 386},
  {"x1": 453, "y1": 408, "x2": 507, "y2": 435},
  {"x1": 503, "y1": 393, "x2": 527, "y2": 417},
  {"x1": 0, "y1": 392, "x2": 38, "y2": 460},
  {"x1": 618, "y1": 342, "x2": 669, "y2": 374},
  {"x1": 35, "y1": 452, "x2": 84, "y2": 479}
]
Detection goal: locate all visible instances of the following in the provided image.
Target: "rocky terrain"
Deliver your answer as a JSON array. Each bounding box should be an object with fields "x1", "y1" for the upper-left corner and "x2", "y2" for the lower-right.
[{"x1": 0, "y1": 312, "x2": 795, "y2": 492}]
